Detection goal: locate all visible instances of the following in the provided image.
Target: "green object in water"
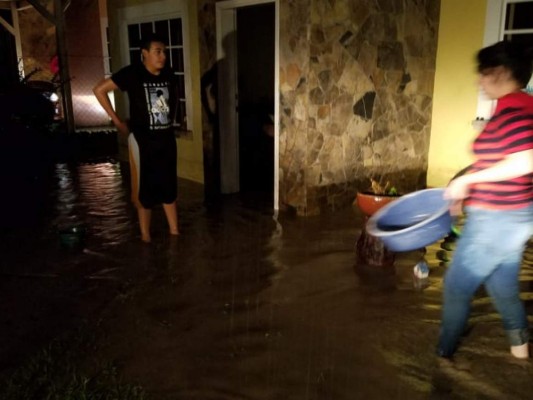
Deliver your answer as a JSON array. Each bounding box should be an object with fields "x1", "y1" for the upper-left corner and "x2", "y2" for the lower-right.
[
  {"x1": 450, "y1": 224, "x2": 462, "y2": 237},
  {"x1": 59, "y1": 225, "x2": 87, "y2": 249}
]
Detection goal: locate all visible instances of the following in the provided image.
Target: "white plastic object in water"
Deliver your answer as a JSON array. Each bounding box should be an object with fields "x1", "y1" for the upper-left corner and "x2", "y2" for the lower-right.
[{"x1": 413, "y1": 259, "x2": 430, "y2": 279}]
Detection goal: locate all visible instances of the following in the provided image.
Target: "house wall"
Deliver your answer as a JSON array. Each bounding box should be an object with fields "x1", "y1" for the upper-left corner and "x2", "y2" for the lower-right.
[
  {"x1": 15, "y1": 0, "x2": 109, "y2": 127},
  {"x1": 107, "y1": 0, "x2": 204, "y2": 183},
  {"x1": 197, "y1": 0, "x2": 440, "y2": 215},
  {"x1": 427, "y1": 0, "x2": 487, "y2": 187},
  {"x1": 11, "y1": 0, "x2": 497, "y2": 215},
  {"x1": 65, "y1": 0, "x2": 108, "y2": 127},
  {"x1": 279, "y1": 0, "x2": 440, "y2": 215}
]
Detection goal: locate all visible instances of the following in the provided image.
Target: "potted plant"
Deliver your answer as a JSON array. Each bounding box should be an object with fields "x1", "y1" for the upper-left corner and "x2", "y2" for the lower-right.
[
  {"x1": 354, "y1": 178, "x2": 401, "y2": 267},
  {"x1": 355, "y1": 178, "x2": 400, "y2": 217}
]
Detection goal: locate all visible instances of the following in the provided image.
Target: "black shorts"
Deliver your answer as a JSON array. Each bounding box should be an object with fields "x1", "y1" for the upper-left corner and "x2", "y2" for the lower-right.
[{"x1": 128, "y1": 130, "x2": 177, "y2": 209}]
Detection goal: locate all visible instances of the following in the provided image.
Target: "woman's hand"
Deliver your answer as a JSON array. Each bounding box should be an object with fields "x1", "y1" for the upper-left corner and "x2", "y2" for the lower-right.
[
  {"x1": 448, "y1": 199, "x2": 464, "y2": 216},
  {"x1": 444, "y1": 176, "x2": 470, "y2": 215},
  {"x1": 444, "y1": 175, "x2": 470, "y2": 201}
]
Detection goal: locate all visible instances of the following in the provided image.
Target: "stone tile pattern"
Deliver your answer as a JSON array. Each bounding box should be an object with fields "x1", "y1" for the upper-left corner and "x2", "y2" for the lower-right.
[{"x1": 279, "y1": 0, "x2": 440, "y2": 215}]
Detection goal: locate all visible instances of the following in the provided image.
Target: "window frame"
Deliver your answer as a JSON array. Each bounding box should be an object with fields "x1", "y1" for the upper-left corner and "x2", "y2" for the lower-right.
[
  {"x1": 500, "y1": 0, "x2": 533, "y2": 39},
  {"x1": 477, "y1": 0, "x2": 533, "y2": 119},
  {"x1": 500, "y1": 1, "x2": 533, "y2": 93}
]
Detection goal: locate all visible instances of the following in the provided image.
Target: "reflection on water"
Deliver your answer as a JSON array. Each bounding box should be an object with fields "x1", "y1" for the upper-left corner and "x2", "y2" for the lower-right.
[
  {"x1": 52, "y1": 162, "x2": 134, "y2": 247},
  {"x1": 1, "y1": 161, "x2": 533, "y2": 399}
]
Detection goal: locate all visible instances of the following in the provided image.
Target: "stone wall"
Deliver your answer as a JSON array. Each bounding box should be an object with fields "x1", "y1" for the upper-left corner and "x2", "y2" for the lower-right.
[
  {"x1": 280, "y1": 0, "x2": 440, "y2": 215},
  {"x1": 198, "y1": 0, "x2": 440, "y2": 215}
]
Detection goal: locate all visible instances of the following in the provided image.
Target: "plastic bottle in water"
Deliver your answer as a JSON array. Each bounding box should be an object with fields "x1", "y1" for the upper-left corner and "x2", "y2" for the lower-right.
[{"x1": 413, "y1": 259, "x2": 430, "y2": 279}]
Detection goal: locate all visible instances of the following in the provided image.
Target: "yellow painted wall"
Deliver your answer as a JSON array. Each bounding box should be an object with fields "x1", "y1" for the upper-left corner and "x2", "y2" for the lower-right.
[
  {"x1": 178, "y1": 0, "x2": 204, "y2": 183},
  {"x1": 427, "y1": 0, "x2": 487, "y2": 187}
]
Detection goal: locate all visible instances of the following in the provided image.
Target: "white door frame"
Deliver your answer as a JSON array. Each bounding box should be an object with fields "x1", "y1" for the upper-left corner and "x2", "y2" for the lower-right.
[{"x1": 216, "y1": 0, "x2": 279, "y2": 210}]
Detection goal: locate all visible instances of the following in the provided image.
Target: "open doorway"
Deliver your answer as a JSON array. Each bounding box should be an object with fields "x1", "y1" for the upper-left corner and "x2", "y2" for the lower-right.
[
  {"x1": 216, "y1": 0, "x2": 278, "y2": 208},
  {"x1": 236, "y1": 3, "x2": 275, "y2": 197}
]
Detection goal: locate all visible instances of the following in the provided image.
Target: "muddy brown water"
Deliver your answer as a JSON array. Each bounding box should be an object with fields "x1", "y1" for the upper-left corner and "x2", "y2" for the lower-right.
[{"x1": 1, "y1": 160, "x2": 533, "y2": 399}]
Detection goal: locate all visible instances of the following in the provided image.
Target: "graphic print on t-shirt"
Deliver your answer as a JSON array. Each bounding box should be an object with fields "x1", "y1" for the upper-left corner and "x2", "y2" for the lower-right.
[{"x1": 144, "y1": 82, "x2": 171, "y2": 130}]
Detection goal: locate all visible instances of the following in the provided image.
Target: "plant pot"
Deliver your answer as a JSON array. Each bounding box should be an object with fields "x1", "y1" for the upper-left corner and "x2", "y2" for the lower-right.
[
  {"x1": 355, "y1": 191, "x2": 400, "y2": 217},
  {"x1": 354, "y1": 191, "x2": 400, "y2": 267}
]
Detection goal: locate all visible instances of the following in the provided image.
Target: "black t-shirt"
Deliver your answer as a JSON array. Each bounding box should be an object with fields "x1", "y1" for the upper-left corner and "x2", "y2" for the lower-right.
[{"x1": 111, "y1": 63, "x2": 177, "y2": 135}]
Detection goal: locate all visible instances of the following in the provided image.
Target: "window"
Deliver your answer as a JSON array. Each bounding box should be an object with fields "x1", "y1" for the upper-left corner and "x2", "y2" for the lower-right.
[
  {"x1": 477, "y1": 0, "x2": 533, "y2": 118},
  {"x1": 127, "y1": 18, "x2": 189, "y2": 130},
  {"x1": 501, "y1": 0, "x2": 533, "y2": 92}
]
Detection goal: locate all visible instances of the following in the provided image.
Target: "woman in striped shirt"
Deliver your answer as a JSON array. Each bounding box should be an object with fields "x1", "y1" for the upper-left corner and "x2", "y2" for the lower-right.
[{"x1": 438, "y1": 41, "x2": 533, "y2": 361}]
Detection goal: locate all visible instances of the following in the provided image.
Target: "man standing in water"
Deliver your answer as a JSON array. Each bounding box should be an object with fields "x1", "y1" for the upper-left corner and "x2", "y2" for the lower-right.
[{"x1": 93, "y1": 33, "x2": 179, "y2": 242}]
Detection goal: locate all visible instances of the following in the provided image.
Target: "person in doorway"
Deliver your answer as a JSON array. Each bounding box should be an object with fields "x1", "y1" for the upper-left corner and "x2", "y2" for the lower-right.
[
  {"x1": 438, "y1": 41, "x2": 533, "y2": 361},
  {"x1": 93, "y1": 33, "x2": 179, "y2": 243},
  {"x1": 199, "y1": 32, "x2": 237, "y2": 199},
  {"x1": 200, "y1": 57, "x2": 221, "y2": 200}
]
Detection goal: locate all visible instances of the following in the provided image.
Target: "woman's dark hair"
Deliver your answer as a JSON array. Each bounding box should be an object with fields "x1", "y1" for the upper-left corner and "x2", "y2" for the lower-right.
[
  {"x1": 140, "y1": 33, "x2": 167, "y2": 51},
  {"x1": 477, "y1": 41, "x2": 533, "y2": 87}
]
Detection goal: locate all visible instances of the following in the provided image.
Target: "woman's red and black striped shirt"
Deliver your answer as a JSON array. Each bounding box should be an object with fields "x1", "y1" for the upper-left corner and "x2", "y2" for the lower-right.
[{"x1": 466, "y1": 91, "x2": 533, "y2": 210}]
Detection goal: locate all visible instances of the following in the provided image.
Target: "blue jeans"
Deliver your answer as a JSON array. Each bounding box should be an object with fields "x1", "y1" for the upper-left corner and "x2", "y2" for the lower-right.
[{"x1": 437, "y1": 205, "x2": 533, "y2": 358}]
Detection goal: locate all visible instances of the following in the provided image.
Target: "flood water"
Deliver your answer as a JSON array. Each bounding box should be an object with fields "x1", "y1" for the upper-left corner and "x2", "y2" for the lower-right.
[{"x1": 1, "y1": 159, "x2": 533, "y2": 399}]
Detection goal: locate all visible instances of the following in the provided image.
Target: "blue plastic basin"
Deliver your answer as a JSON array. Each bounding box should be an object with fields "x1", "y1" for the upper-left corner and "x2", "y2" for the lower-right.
[{"x1": 366, "y1": 188, "x2": 452, "y2": 252}]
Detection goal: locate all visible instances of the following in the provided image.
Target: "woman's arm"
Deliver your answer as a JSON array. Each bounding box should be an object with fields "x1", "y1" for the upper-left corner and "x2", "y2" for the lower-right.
[{"x1": 445, "y1": 149, "x2": 533, "y2": 200}]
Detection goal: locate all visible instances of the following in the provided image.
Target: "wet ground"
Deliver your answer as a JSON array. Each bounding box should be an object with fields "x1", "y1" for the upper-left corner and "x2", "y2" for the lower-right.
[{"x1": 1, "y1": 158, "x2": 533, "y2": 399}]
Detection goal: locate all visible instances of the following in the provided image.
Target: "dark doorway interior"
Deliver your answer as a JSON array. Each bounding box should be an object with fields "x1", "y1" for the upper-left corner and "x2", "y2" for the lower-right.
[
  {"x1": 0, "y1": 10, "x2": 19, "y2": 89},
  {"x1": 236, "y1": 3, "x2": 275, "y2": 198}
]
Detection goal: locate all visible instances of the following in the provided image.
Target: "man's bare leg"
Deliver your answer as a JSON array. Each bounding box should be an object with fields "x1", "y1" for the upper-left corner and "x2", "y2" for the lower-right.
[
  {"x1": 137, "y1": 206, "x2": 152, "y2": 242},
  {"x1": 163, "y1": 201, "x2": 179, "y2": 235}
]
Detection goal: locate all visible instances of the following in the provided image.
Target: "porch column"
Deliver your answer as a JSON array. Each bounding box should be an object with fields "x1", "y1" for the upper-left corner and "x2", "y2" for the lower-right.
[
  {"x1": 53, "y1": 0, "x2": 74, "y2": 133},
  {"x1": 10, "y1": 1, "x2": 23, "y2": 78}
]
